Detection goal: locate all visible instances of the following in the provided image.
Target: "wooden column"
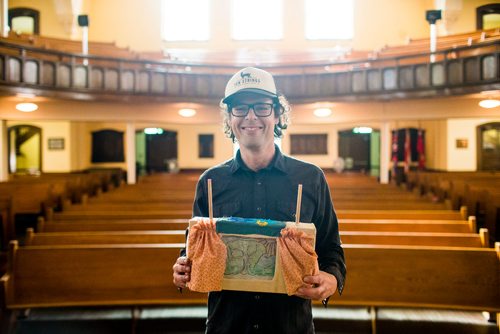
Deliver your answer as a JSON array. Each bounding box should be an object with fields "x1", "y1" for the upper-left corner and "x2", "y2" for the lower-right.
[
  {"x1": 126, "y1": 122, "x2": 136, "y2": 184},
  {"x1": 0, "y1": 120, "x2": 8, "y2": 181},
  {"x1": 379, "y1": 122, "x2": 390, "y2": 184},
  {"x1": 0, "y1": 0, "x2": 9, "y2": 37}
]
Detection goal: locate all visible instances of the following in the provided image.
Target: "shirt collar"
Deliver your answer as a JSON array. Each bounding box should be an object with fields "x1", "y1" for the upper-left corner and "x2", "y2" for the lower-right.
[{"x1": 229, "y1": 144, "x2": 286, "y2": 174}]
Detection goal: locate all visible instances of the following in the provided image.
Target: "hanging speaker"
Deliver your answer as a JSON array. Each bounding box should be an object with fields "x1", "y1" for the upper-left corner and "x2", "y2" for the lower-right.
[
  {"x1": 425, "y1": 10, "x2": 441, "y2": 24},
  {"x1": 78, "y1": 15, "x2": 89, "y2": 27}
]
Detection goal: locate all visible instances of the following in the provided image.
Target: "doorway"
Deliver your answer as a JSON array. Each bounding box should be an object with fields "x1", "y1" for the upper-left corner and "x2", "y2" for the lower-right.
[
  {"x1": 136, "y1": 128, "x2": 178, "y2": 173},
  {"x1": 8, "y1": 124, "x2": 42, "y2": 174},
  {"x1": 338, "y1": 129, "x2": 371, "y2": 173},
  {"x1": 477, "y1": 122, "x2": 500, "y2": 171}
]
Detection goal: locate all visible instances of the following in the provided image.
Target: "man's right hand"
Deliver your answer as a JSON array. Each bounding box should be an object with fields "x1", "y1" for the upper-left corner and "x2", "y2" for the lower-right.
[{"x1": 173, "y1": 256, "x2": 191, "y2": 289}]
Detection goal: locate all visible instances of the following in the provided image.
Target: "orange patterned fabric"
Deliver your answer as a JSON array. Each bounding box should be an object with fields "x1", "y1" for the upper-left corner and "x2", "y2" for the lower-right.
[
  {"x1": 278, "y1": 227, "x2": 319, "y2": 296},
  {"x1": 187, "y1": 218, "x2": 227, "y2": 293}
]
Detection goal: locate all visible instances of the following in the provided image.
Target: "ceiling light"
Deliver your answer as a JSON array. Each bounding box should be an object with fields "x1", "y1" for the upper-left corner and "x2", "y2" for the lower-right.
[
  {"x1": 178, "y1": 108, "x2": 196, "y2": 117},
  {"x1": 16, "y1": 102, "x2": 38, "y2": 112},
  {"x1": 313, "y1": 108, "x2": 332, "y2": 117},
  {"x1": 478, "y1": 99, "x2": 500, "y2": 109}
]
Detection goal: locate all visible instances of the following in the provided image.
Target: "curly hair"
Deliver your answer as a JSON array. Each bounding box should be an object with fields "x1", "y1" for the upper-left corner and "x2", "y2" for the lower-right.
[{"x1": 221, "y1": 93, "x2": 291, "y2": 142}]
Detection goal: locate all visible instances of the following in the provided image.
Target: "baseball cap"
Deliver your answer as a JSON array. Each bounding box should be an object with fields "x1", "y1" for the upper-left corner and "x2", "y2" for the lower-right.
[{"x1": 222, "y1": 67, "x2": 277, "y2": 104}]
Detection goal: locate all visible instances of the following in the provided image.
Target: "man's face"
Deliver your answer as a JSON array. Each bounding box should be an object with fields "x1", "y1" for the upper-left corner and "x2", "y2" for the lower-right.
[{"x1": 228, "y1": 92, "x2": 278, "y2": 151}]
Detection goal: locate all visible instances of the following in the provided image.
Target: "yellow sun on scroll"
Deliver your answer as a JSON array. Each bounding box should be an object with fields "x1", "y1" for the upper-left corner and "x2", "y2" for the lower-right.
[{"x1": 256, "y1": 220, "x2": 268, "y2": 227}]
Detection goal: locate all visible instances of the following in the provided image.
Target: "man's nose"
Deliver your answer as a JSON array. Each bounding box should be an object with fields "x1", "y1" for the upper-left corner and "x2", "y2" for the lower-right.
[{"x1": 245, "y1": 107, "x2": 258, "y2": 119}]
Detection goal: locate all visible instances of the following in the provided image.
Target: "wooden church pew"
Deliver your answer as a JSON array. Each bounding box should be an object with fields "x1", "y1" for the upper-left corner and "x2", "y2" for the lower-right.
[
  {"x1": 37, "y1": 217, "x2": 475, "y2": 234},
  {"x1": 24, "y1": 228, "x2": 186, "y2": 246},
  {"x1": 47, "y1": 207, "x2": 466, "y2": 222},
  {"x1": 337, "y1": 209, "x2": 465, "y2": 220},
  {"x1": 24, "y1": 228, "x2": 488, "y2": 248},
  {"x1": 0, "y1": 196, "x2": 12, "y2": 250},
  {"x1": 1, "y1": 241, "x2": 498, "y2": 313}
]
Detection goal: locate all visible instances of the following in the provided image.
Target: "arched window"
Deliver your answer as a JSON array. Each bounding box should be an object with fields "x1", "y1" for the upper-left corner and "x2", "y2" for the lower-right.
[
  {"x1": 161, "y1": 0, "x2": 210, "y2": 41},
  {"x1": 476, "y1": 4, "x2": 500, "y2": 30},
  {"x1": 8, "y1": 7, "x2": 40, "y2": 35}
]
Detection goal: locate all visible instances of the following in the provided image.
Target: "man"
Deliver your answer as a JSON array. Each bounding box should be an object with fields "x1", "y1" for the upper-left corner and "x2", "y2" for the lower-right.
[{"x1": 173, "y1": 67, "x2": 346, "y2": 334}]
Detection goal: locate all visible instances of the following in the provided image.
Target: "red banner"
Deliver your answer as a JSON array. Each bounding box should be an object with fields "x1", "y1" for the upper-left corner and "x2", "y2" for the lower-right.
[
  {"x1": 404, "y1": 128, "x2": 411, "y2": 174},
  {"x1": 417, "y1": 129, "x2": 425, "y2": 170}
]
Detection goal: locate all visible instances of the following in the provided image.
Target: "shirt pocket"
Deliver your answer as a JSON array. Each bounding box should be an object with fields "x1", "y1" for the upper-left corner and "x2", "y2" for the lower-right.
[
  {"x1": 214, "y1": 201, "x2": 241, "y2": 217},
  {"x1": 276, "y1": 199, "x2": 315, "y2": 223},
  {"x1": 274, "y1": 201, "x2": 296, "y2": 221}
]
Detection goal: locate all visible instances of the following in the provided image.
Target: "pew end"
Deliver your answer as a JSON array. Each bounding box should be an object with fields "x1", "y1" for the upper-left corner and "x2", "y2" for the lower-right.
[
  {"x1": 478, "y1": 228, "x2": 489, "y2": 248},
  {"x1": 25, "y1": 228, "x2": 35, "y2": 246},
  {"x1": 460, "y1": 206, "x2": 468, "y2": 220},
  {"x1": 36, "y1": 217, "x2": 45, "y2": 233},
  {"x1": 468, "y1": 216, "x2": 477, "y2": 233}
]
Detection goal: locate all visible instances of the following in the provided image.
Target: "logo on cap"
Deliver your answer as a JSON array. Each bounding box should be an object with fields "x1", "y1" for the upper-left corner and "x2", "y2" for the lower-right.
[{"x1": 233, "y1": 71, "x2": 261, "y2": 88}]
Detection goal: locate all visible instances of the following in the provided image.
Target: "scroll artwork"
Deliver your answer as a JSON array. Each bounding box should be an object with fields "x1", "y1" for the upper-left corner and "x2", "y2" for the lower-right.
[{"x1": 186, "y1": 217, "x2": 318, "y2": 295}]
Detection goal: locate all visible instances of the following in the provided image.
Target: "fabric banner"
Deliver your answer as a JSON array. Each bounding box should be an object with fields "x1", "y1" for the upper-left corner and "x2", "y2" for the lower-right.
[
  {"x1": 417, "y1": 129, "x2": 425, "y2": 170},
  {"x1": 404, "y1": 128, "x2": 411, "y2": 174}
]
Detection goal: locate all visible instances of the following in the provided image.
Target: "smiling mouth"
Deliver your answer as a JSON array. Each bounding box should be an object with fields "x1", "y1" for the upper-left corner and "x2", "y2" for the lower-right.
[{"x1": 241, "y1": 126, "x2": 263, "y2": 130}]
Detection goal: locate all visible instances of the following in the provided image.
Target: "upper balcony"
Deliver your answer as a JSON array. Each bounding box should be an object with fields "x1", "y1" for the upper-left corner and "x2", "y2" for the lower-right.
[{"x1": 0, "y1": 30, "x2": 499, "y2": 104}]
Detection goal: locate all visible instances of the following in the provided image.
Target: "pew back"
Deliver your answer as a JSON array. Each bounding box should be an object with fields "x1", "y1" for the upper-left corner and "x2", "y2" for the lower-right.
[{"x1": 2, "y1": 242, "x2": 498, "y2": 311}]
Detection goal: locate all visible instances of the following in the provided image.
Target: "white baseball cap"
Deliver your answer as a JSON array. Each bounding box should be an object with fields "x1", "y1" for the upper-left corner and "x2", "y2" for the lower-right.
[{"x1": 223, "y1": 67, "x2": 277, "y2": 104}]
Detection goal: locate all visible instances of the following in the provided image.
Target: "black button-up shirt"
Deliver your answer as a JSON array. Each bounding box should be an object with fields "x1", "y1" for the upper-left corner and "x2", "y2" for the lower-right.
[{"x1": 188, "y1": 146, "x2": 346, "y2": 334}]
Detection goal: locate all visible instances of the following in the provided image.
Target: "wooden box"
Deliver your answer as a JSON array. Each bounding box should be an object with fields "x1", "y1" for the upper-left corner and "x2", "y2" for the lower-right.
[{"x1": 187, "y1": 217, "x2": 316, "y2": 294}]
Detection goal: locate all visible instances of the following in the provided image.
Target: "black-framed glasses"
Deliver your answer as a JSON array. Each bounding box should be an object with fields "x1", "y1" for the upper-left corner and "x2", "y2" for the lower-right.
[{"x1": 230, "y1": 103, "x2": 274, "y2": 117}]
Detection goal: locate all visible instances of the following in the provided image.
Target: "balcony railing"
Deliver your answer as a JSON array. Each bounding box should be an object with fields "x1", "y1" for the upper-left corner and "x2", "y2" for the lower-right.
[{"x1": 0, "y1": 40, "x2": 498, "y2": 102}]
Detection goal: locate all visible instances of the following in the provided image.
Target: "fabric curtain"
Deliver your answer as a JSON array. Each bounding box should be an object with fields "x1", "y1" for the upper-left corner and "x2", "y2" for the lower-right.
[
  {"x1": 187, "y1": 219, "x2": 227, "y2": 292},
  {"x1": 278, "y1": 227, "x2": 319, "y2": 296}
]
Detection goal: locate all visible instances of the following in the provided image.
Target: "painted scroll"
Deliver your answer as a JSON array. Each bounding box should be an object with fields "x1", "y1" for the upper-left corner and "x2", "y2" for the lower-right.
[{"x1": 187, "y1": 217, "x2": 317, "y2": 294}]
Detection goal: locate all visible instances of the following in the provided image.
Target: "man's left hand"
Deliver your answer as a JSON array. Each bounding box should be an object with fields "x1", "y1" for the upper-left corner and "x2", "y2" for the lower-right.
[{"x1": 295, "y1": 270, "x2": 338, "y2": 300}]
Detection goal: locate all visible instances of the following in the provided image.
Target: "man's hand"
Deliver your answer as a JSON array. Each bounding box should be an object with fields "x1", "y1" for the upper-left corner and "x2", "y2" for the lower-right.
[
  {"x1": 295, "y1": 270, "x2": 338, "y2": 300},
  {"x1": 172, "y1": 256, "x2": 191, "y2": 289}
]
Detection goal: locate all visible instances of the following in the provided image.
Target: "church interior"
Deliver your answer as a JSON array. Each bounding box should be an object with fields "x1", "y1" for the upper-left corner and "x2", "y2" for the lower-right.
[{"x1": 0, "y1": 0, "x2": 499, "y2": 333}]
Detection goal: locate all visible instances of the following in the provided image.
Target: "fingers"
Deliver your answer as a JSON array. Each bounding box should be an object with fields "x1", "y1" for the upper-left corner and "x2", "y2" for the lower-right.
[
  {"x1": 295, "y1": 271, "x2": 338, "y2": 300},
  {"x1": 295, "y1": 284, "x2": 325, "y2": 300},
  {"x1": 303, "y1": 275, "x2": 321, "y2": 285},
  {"x1": 173, "y1": 257, "x2": 191, "y2": 274},
  {"x1": 173, "y1": 271, "x2": 190, "y2": 288},
  {"x1": 172, "y1": 257, "x2": 191, "y2": 288}
]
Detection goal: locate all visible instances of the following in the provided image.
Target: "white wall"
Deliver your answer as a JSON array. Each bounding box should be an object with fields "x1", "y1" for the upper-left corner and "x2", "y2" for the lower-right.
[
  {"x1": 282, "y1": 124, "x2": 338, "y2": 168},
  {"x1": 8, "y1": 121, "x2": 72, "y2": 172},
  {"x1": 177, "y1": 124, "x2": 233, "y2": 169},
  {"x1": 447, "y1": 118, "x2": 500, "y2": 171}
]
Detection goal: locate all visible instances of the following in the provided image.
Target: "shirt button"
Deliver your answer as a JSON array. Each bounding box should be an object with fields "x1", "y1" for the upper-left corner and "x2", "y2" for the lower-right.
[
  {"x1": 257, "y1": 181, "x2": 262, "y2": 186},
  {"x1": 256, "y1": 207, "x2": 262, "y2": 212},
  {"x1": 254, "y1": 294, "x2": 260, "y2": 300}
]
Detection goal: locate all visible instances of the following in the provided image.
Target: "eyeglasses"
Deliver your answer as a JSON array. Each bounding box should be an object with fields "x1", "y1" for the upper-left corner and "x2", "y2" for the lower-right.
[{"x1": 230, "y1": 103, "x2": 274, "y2": 117}]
